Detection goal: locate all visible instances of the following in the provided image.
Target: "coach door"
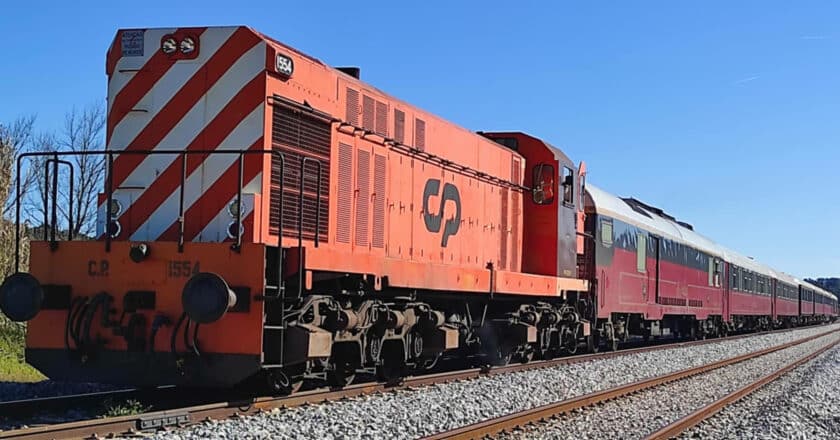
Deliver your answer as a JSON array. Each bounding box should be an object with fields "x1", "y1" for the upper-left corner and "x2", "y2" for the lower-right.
[
  {"x1": 649, "y1": 235, "x2": 661, "y2": 304},
  {"x1": 722, "y1": 263, "x2": 730, "y2": 321}
]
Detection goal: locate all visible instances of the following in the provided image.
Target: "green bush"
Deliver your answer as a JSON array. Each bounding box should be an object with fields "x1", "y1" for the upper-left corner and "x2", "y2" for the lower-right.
[{"x1": 0, "y1": 315, "x2": 44, "y2": 382}]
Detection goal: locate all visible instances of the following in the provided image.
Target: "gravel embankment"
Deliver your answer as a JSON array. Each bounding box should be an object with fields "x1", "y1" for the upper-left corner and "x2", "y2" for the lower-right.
[
  {"x1": 680, "y1": 339, "x2": 840, "y2": 440},
  {"x1": 501, "y1": 331, "x2": 840, "y2": 439},
  {"x1": 144, "y1": 324, "x2": 839, "y2": 440}
]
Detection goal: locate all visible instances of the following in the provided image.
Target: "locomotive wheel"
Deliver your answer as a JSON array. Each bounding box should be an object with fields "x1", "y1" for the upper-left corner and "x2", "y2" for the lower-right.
[
  {"x1": 327, "y1": 360, "x2": 356, "y2": 389},
  {"x1": 587, "y1": 334, "x2": 598, "y2": 353},
  {"x1": 377, "y1": 345, "x2": 406, "y2": 385},
  {"x1": 491, "y1": 347, "x2": 513, "y2": 366}
]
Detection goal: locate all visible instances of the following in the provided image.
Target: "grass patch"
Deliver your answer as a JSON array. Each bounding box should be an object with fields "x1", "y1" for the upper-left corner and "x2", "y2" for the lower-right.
[
  {"x1": 103, "y1": 398, "x2": 150, "y2": 417},
  {"x1": 0, "y1": 316, "x2": 45, "y2": 382}
]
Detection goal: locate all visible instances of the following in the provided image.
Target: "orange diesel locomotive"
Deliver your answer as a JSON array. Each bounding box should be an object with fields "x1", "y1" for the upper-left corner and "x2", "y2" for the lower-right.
[{"x1": 0, "y1": 26, "x2": 590, "y2": 391}]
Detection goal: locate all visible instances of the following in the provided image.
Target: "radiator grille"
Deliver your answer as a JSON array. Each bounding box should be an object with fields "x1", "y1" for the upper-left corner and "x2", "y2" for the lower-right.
[
  {"x1": 346, "y1": 88, "x2": 359, "y2": 126},
  {"x1": 414, "y1": 118, "x2": 425, "y2": 151},
  {"x1": 372, "y1": 154, "x2": 386, "y2": 248},
  {"x1": 394, "y1": 109, "x2": 405, "y2": 143},
  {"x1": 336, "y1": 143, "x2": 353, "y2": 243},
  {"x1": 688, "y1": 299, "x2": 703, "y2": 307},
  {"x1": 269, "y1": 102, "x2": 331, "y2": 240},
  {"x1": 362, "y1": 95, "x2": 375, "y2": 132},
  {"x1": 355, "y1": 150, "x2": 370, "y2": 247}
]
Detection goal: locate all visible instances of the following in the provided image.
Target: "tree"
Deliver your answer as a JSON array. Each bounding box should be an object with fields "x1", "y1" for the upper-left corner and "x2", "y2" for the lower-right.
[
  {"x1": 0, "y1": 117, "x2": 36, "y2": 276},
  {"x1": 19, "y1": 102, "x2": 106, "y2": 239},
  {"x1": 56, "y1": 103, "x2": 106, "y2": 238}
]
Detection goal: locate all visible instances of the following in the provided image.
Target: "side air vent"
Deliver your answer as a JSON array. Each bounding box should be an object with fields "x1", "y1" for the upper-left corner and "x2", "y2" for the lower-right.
[
  {"x1": 372, "y1": 154, "x2": 386, "y2": 248},
  {"x1": 355, "y1": 150, "x2": 371, "y2": 247},
  {"x1": 500, "y1": 187, "x2": 509, "y2": 270},
  {"x1": 362, "y1": 95, "x2": 375, "y2": 132},
  {"x1": 346, "y1": 88, "x2": 359, "y2": 126},
  {"x1": 375, "y1": 101, "x2": 388, "y2": 137},
  {"x1": 511, "y1": 157, "x2": 521, "y2": 269},
  {"x1": 414, "y1": 118, "x2": 426, "y2": 151},
  {"x1": 337, "y1": 143, "x2": 353, "y2": 243},
  {"x1": 394, "y1": 109, "x2": 405, "y2": 143}
]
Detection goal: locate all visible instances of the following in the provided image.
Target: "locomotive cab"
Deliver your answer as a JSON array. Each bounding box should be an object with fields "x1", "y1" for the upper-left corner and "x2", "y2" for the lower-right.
[{"x1": 480, "y1": 132, "x2": 586, "y2": 279}]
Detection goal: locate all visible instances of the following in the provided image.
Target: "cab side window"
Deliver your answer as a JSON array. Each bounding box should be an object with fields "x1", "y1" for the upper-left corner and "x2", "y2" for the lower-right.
[
  {"x1": 532, "y1": 164, "x2": 555, "y2": 205},
  {"x1": 562, "y1": 166, "x2": 574, "y2": 205}
]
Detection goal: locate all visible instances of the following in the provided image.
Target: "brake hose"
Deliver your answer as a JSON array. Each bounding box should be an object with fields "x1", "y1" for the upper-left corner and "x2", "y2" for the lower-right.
[{"x1": 170, "y1": 312, "x2": 187, "y2": 355}]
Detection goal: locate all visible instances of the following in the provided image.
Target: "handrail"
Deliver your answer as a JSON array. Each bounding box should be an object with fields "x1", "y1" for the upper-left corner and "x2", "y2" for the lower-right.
[{"x1": 13, "y1": 149, "x2": 295, "y2": 272}]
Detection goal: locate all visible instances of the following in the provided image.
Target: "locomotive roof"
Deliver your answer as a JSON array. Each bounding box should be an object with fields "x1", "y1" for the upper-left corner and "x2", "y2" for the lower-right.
[{"x1": 585, "y1": 184, "x2": 832, "y2": 297}]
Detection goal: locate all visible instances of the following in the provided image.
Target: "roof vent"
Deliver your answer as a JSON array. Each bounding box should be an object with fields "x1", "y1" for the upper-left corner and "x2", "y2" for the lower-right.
[
  {"x1": 676, "y1": 221, "x2": 694, "y2": 231},
  {"x1": 337, "y1": 67, "x2": 360, "y2": 79}
]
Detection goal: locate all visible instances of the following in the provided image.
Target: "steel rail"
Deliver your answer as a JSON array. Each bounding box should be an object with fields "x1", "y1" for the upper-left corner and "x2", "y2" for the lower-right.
[
  {"x1": 0, "y1": 325, "x2": 833, "y2": 440},
  {"x1": 645, "y1": 334, "x2": 840, "y2": 440},
  {"x1": 421, "y1": 327, "x2": 840, "y2": 440}
]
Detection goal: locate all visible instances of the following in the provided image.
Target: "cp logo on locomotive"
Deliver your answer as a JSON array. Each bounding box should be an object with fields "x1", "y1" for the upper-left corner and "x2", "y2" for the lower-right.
[{"x1": 422, "y1": 178, "x2": 461, "y2": 247}]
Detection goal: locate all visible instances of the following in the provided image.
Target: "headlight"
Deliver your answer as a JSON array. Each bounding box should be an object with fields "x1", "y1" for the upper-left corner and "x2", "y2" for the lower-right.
[
  {"x1": 228, "y1": 199, "x2": 240, "y2": 218},
  {"x1": 109, "y1": 199, "x2": 123, "y2": 218},
  {"x1": 0, "y1": 273, "x2": 43, "y2": 322},
  {"x1": 161, "y1": 37, "x2": 177, "y2": 54},
  {"x1": 180, "y1": 37, "x2": 196, "y2": 54}
]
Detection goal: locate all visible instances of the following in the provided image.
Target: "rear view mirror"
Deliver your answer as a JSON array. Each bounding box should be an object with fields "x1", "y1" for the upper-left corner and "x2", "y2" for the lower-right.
[{"x1": 532, "y1": 163, "x2": 555, "y2": 205}]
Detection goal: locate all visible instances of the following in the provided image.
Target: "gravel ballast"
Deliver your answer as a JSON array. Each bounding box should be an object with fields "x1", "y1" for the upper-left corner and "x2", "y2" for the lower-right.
[
  {"x1": 143, "y1": 324, "x2": 839, "y2": 440},
  {"x1": 501, "y1": 331, "x2": 840, "y2": 439},
  {"x1": 680, "y1": 337, "x2": 840, "y2": 440}
]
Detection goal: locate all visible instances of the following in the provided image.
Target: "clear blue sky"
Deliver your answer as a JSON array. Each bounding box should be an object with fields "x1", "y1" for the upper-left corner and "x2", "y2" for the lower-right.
[{"x1": 1, "y1": 1, "x2": 837, "y2": 278}]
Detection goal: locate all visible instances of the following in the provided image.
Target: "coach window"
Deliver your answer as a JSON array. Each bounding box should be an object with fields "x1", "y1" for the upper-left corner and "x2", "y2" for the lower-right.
[
  {"x1": 636, "y1": 233, "x2": 647, "y2": 273},
  {"x1": 730, "y1": 265, "x2": 738, "y2": 291},
  {"x1": 532, "y1": 164, "x2": 555, "y2": 205},
  {"x1": 600, "y1": 218, "x2": 613, "y2": 247},
  {"x1": 562, "y1": 166, "x2": 574, "y2": 205},
  {"x1": 707, "y1": 257, "x2": 714, "y2": 287}
]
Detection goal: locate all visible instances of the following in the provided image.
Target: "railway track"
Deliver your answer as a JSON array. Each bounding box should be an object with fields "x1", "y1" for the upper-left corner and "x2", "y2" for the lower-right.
[
  {"x1": 0, "y1": 325, "x2": 830, "y2": 440},
  {"x1": 421, "y1": 327, "x2": 840, "y2": 440},
  {"x1": 644, "y1": 337, "x2": 838, "y2": 440}
]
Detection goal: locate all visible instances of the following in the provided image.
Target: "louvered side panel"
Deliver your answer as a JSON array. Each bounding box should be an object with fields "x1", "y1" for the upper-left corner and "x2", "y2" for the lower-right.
[
  {"x1": 394, "y1": 109, "x2": 405, "y2": 143},
  {"x1": 375, "y1": 101, "x2": 388, "y2": 137},
  {"x1": 500, "y1": 187, "x2": 509, "y2": 270},
  {"x1": 372, "y1": 154, "x2": 386, "y2": 248},
  {"x1": 346, "y1": 88, "x2": 359, "y2": 126},
  {"x1": 511, "y1": 158, "x2": 522, "y2": 270},
  {"x1": 362, "y1": 95, "x2": 375, "y2": 131},
  {"x1": 270, "y1": 103, "x2": 331, "y2": 240},
  {"x1": 414, "y1": 118, "x2": 425, "y2": 151},
  {"x1": 336, "y1": 143, "x2": 353, "y2": 243},
  {"x1": 355, "y1": 150, "x2": 371, "y2": 247}
]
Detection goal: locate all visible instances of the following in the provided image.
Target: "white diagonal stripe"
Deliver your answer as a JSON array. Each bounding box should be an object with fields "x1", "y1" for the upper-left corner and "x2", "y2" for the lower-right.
[
  {"x1": 118, "y1": 41, "x2": 265, "y2": 189},
  {"x1": 108, "y1": 27, "x2": 238, "y2": 150},
  {"x1": 195, "y1": 177, "x2": 260, "y2": 242},
  {"x1": 107, "y1": 28, "x2": 176, "y2": 113},
  {"x1": 129, "y1": 103, "x2": 264, "y2": 241}
]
